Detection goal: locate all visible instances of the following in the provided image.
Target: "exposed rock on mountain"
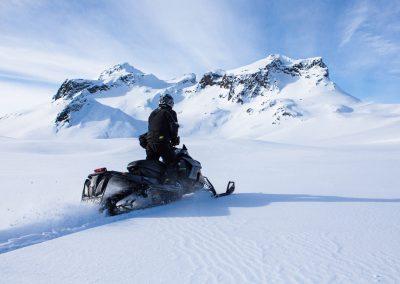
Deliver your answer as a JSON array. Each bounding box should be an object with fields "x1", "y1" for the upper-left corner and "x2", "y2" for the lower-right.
[{"x1": 198, "y1": 55, "x2": 329, "y2": 103}]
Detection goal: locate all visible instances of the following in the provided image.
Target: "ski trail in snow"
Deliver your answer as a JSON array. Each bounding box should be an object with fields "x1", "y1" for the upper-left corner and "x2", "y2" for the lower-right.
[
  {"x1": 0, "y1": 193, "x2": 214, "y2": 254},
  {"x1": 0, "y1": 203, "x2": 140, "y2": 254},
  {"x1": 0, "y1": 204, "x2": 101, "y2": 254}
]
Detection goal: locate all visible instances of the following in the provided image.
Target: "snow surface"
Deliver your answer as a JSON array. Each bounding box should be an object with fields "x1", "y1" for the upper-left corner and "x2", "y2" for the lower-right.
[
  {"x1": 0, "y1": 137, "x2": 400, "y2": 283},
  {"x1": 1, "y1": 55, "x2": 400, "y2": 283}
]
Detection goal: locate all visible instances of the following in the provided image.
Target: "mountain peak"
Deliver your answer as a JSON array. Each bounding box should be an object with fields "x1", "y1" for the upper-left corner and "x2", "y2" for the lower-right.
[
  {"x1": 228, "y1": 54, "x2": 327, "y2": 76},
  {"x1": 198, "y1": 54, "x2": 331, "y2": 103},
  {"x1": 98, "y1": 63, "x2": 144, "y2": 82}
]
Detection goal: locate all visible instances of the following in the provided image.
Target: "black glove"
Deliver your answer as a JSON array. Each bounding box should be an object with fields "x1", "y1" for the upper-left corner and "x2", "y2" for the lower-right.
[
  {"x1": 171, "y1": 136, "x2": 180, "y2": 146},
  {"x1": 139, "y1": 133, "x2": 148, "y2": 149}
]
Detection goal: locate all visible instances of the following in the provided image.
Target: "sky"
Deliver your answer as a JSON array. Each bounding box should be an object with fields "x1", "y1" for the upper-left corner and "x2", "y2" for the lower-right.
[{"x1": 0, "y1": 0, "x2": 399, "y2": 113}]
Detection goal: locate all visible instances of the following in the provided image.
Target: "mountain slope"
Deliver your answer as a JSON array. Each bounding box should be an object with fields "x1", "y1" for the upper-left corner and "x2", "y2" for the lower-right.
[
  {"x1": 0, "y1": 63, "x2": 195, "y2": 139},
  {"x1": 0, "y1": 55, "x2": 399, "y2": 144},
  {"x1": 177, "y1": 55, "x2": 358, "y2": 138}
]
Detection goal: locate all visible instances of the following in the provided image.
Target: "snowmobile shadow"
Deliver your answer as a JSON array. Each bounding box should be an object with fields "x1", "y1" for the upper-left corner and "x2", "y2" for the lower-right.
[{"x1": 1, "y1": 193, "x2": 398, "y2": 254}]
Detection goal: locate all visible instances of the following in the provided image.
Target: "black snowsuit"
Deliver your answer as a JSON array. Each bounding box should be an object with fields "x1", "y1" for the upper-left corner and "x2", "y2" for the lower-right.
[{"x1": 146, "y1": 106, "x2": 179, "y2": 165}]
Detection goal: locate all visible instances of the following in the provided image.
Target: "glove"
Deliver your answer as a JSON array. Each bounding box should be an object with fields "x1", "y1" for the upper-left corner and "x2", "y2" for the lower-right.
[
  {"x1": 171, "y1": 136, "x2": 180, "y2": 146},
  {"x1": 139, "y1": 133, "x2": 148, "y2": 149}
]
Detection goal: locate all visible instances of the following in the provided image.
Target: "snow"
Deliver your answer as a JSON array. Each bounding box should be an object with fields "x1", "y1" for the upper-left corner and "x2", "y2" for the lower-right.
[
  {"x1": 228, "y1": 54, "x2": 283, "y2": 75},
  {"x1": 98, "y1": 63, "x2": 144, "y2": 83},
  {"x1": 227, "y1": 54, "x2": 323, "y2": 76},
  {"x1": 1, "y1": 55, "x2": 400, "y2": 282},
  {"x1": 0, "y1": 81, "x2": 52, "y2": 116},
  {"x1": 0, "y1": 137, "x2": 400, "y2": 283}
]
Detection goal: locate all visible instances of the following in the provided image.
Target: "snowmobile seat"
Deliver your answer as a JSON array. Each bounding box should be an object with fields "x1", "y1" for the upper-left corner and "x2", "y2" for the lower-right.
[{"x1": 127, "y1": 160, "x2": 166, "y2": 180}]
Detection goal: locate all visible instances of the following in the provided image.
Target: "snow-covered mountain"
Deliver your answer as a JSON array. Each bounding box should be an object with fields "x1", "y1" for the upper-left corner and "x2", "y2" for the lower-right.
[
  {"x1": 0, "y1": 55, "x2": 399, "y2": 144},
  {"x1": 177, "y1": 55, "x2": 359, "y2": 139}
]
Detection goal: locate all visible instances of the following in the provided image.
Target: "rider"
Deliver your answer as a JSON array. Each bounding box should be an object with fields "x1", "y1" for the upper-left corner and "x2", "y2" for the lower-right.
[{"x1": 144, "y1": 93, "x2": 180, "y2": 165}]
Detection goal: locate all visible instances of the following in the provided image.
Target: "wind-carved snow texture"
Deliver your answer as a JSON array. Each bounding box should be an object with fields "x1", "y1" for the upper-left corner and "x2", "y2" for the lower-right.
[{"x1": 2, "y1": 54, "x2": 393, "y2": 143}]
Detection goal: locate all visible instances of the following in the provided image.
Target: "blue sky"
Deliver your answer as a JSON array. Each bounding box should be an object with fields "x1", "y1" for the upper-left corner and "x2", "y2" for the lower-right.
[{"x1": 0, "y1": 0, "x2": 399, "y2": 108}]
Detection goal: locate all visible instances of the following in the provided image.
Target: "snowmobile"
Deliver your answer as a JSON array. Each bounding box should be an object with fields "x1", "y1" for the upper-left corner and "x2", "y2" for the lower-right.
[{"x1": 81, "y1": 145, "x2": 235, "y2": 215}]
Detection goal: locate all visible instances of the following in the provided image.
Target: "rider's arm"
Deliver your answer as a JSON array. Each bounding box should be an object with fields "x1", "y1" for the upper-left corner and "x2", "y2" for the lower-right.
[{"x1": 169, "y1": 110, "x2": 179, "y2": 138}]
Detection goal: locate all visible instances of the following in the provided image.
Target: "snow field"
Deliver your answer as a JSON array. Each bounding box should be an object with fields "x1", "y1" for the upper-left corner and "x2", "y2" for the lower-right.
[{"x1": 0, "y1": 138, "x2": 399, "y2": 283}]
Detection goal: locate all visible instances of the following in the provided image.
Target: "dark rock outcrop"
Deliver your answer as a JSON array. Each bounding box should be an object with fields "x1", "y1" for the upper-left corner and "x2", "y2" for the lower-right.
[
  {"x1": 53, "y1": 79, "x2": 93, "y2": 101},
  {"x1": 198, "y1": 56, "x2": 329, "y2": 104}
]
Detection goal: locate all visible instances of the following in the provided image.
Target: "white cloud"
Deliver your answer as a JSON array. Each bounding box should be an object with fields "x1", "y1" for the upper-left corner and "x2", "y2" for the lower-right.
[
  {"x1": 0, "y1": 42, "x2": 109, "y2": 83},
  {"x1": 0, "y1": 0, "x2": 265, "y2": 113},
  {"x1": 359, "y1": 33, "x2": 399, "y2": 55},
  {"x1": 135, "y1": 0, "x2": 249, "y2": 69},
  {"x1": 340, "y1": 2, "x2": 369, "y2": 46},
  {"x1": 0, "y1": 81, "x2": 53, "y2": 115},
  {"x1": 0, "y1": 0, "x2": 398, "y2": 105},
  {"x1": 109, "y1": 0, "x2": 260, "y2": 76},
  {"x1": 0, "y1": 0, "x2": 259, "y2": 85},
  {"x1": 338, "y1": 0, "x2": 400, "y2": 77}
]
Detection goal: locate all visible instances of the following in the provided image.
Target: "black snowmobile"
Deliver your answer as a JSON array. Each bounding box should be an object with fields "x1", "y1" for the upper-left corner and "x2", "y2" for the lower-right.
[{"x1": 81, "y1": 145, "x2": 235, "y2": 215}]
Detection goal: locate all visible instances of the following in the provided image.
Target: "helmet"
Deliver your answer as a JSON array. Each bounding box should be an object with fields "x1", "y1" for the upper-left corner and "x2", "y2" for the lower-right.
[{"x1": 159, "y1": 93, "x2": 174, "y2": 108}]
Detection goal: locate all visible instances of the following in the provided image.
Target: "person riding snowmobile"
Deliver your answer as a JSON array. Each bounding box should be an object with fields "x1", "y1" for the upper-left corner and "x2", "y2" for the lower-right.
[
  {"x1": 142, "y1": 93, "x2": 180, "y2": 165},
  {"x1": 82, "y1": 93, "x2": 234, "y2": 215}
]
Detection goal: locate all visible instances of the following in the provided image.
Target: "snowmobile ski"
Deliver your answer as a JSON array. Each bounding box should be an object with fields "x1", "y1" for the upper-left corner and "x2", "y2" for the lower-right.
[{"x1": 203, "y1": 177, "x2": 235, "y2": 198}]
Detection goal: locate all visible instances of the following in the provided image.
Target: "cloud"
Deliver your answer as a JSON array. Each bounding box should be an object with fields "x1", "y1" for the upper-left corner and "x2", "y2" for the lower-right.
[
  {"x1": 359, "y1": 33, "x2": 399, "y2": 56},
  {"x1": 135, "y1": 0, "x2": 252, "y2": 68},
  {"x1": 338, "y1": 0, "x2": 400, "y2": 77},
  {"x1": 0, "y1": 0, "x2": 261, "y2": 84},
  {"x1": 0, "y1": 80, "x2": 53, "y2": 115},
  {"x1": 109, "y1": 0, "x2": 262, "y2": 76},
  {"x1": 340, "y1": 2, "x2": 369, "y2": 46},
  {"x1": 0, "y1": 0, "x2": 399, "y2": 104},
  {"x1": 0, "y1": 41, "x2": 110, "y2": 83},
  {"x1": 0, "y1": 3, "x2": 137, "y2": 85},
  {"x1": 0, "y1": 0, "x2": 267, "y2": 115}
]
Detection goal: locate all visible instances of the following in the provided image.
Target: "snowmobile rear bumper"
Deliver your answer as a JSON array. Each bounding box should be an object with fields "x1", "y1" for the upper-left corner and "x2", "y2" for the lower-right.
[{"x1": 81, "y1": 170, "x2": 158, "y2": 203}]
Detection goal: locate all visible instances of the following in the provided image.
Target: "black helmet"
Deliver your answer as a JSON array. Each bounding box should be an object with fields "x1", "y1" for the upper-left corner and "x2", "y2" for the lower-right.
[{"x1": 159, "y1": 93, "x2": 174, "y2": 108}]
